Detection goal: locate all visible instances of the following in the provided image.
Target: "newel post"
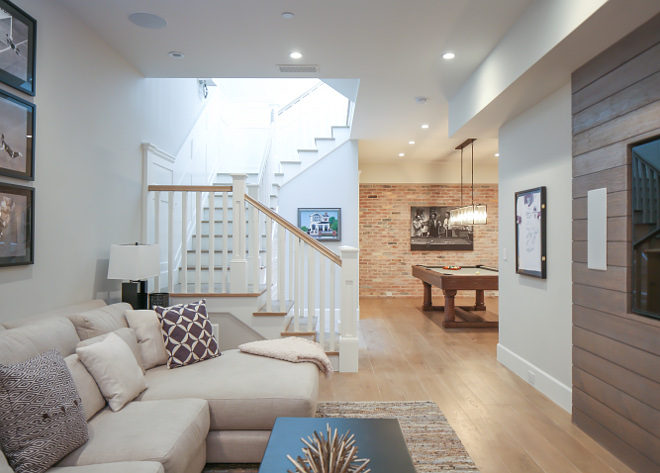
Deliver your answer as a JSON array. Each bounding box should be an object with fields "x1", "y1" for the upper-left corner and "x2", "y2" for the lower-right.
[
  {"x1": 339, "y1": 246, "x2": 359, "y2": 372},
  {"x1": 230, "y1": 174, "x2": 248, "y2": 293}
]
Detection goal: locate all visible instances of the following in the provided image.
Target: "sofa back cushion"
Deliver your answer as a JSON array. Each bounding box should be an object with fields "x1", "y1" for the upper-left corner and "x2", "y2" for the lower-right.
[
  {"x1": 64, "y1": 354, "x2": 106, "y2": 421},
  {"x1": 68, "y1": 303, "x2": 131, "y2": 340},
  {"x1": 125, "y1": 310, "x2": 168, "y2": 370},
  {"x1": 0, "y1": 317, "x2": 81, "y2": 365},
  {"x1": 2, "y1": 300, "x2": 107, "y2": 330}
]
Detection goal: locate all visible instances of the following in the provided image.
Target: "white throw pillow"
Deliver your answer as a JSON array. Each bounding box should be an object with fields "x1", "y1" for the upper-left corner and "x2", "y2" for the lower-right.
[
  {"x1": 125, "y1": 310, "x2": 168, "y2": 370},
  {"x1": 77, "y1": 327, "x2": 146, "y2": 374},
  {"x1": 76, "y1": 332, "x2": 147, "y2": 412}
]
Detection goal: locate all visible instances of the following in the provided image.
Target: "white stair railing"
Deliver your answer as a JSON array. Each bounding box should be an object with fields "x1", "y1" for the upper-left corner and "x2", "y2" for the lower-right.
[{"x1": 146, "y1": 183, "x2": 359, "y2": 371}]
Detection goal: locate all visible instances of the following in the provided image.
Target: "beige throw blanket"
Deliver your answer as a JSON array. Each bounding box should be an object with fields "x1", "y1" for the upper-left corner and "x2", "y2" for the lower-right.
[{"x1": 239, "y1": 337, "x2": 333, "y2": 379}]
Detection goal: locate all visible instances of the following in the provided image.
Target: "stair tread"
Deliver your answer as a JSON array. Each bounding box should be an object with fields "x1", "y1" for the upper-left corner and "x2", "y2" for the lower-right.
[
  {"x1": 254, "y1": 300, "x2": 294, "y2": 316},
  {"x1": 184, "y1": 265, "x2": 266, "y2": 270},
  {"x1": 166, "y1": 283, "x2": 266, "y2": 297}
]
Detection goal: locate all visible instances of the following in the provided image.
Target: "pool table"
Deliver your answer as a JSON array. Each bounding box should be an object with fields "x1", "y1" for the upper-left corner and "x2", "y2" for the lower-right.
[{"x1": 412, "y1": 265, "x2": 499, "y2": 328}]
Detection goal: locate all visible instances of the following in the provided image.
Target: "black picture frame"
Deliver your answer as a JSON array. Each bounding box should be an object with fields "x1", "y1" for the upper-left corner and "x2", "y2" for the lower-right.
[
  {"x1": 0, "y1": 87, "x2": 34, "y2": 180},
  {"x1": 297, "y1": 208, "x2": 341, "y2": 241},
  {"x1": 515, "y1": 186, "x2": 546, "y2": 279},
  {"x1": 410, "y1": 206, "x2": 473, "y2": 251},
  {"x1": 0, "y1": 0, "x2": 36, "y2": 95},
  {"x1": 0, "y1": 181, "x2": 34, "y2": 267}
]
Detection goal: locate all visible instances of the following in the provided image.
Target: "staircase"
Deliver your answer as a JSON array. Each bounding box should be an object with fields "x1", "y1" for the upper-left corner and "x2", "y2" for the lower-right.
[{"x1": 143, "y1": 82, "x2": 359, "y2": 371}]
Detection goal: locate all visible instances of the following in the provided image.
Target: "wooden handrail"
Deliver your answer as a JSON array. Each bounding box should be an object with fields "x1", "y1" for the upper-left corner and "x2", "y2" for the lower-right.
[
  {"x1": 245, "y1": 195, "x2": 342, "y2": 267},
  {"x1": 148, "y1": 185, "x2": 233, "y2": 193}
]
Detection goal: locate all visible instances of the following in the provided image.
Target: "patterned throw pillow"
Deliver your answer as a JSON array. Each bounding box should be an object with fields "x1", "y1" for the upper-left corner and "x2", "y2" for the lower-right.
[
  {"x1": 0, "y1": 349, "x2": 89, "y2": 473},
  {"x1": 154, "y1": 300, "x2": 220, "y2": 369}
]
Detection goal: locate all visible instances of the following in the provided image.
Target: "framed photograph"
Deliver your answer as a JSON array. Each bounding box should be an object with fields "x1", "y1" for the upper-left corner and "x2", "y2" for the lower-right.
[
  {"x1": 0, "y1": 181, "x2": 33, "y2": 267},
  {"x1": 515, "y1": 186, "x2": 546, "y2": 278},
  {"x1": 298, "y1": 208, "x2": 341, "y2": 241},
  {"x1": 0, "y1": 0, "x2": 36, "y2": 95},
  {"x1": 410, "y1": 206, "x2": 473, "y2": 251},
  {"x1": 0, "y1": 87, "x2": 34, "y2": 180}
]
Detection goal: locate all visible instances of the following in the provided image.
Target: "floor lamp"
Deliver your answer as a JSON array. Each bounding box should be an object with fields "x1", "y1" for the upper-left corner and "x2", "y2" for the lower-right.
[{"x1": 107, "y1": 243, "x2": 160, "y2": 310}]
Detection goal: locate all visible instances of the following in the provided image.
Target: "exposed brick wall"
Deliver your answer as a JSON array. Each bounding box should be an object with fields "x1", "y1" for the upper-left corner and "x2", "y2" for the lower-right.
[{"x1": 359, "y1": 184, "x2": 499, "y2": 297}]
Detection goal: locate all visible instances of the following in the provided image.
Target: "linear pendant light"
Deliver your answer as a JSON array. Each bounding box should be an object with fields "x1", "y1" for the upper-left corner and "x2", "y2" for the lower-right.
[{"x1": 450, "y1": 139, "x2": 487, "y2": 226}]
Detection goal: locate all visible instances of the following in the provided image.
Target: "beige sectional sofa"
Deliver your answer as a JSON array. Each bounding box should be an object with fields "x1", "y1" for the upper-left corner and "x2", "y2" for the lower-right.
[{"x1": 0, "y1": 300, "x2": 320, "y2": 473}]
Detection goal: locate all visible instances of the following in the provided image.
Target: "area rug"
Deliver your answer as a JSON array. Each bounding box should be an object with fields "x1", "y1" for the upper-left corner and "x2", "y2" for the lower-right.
[{"x1": 203, "y1": 401, "x2": 479, "y2": 472}]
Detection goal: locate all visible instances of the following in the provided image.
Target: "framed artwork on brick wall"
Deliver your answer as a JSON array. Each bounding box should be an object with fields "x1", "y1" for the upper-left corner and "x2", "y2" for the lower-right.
[
  {"x1": 411, "y1": 206, "x2": 473, "y2": 251},
  {"x1": 0, "y1": 181, "x2": 33, "y2": 267}
]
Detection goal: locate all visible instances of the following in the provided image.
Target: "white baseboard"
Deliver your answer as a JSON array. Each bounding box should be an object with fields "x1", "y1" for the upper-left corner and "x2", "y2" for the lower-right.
[{"x1": 497, "y1": 343, "x2": 572, "y2": 413}]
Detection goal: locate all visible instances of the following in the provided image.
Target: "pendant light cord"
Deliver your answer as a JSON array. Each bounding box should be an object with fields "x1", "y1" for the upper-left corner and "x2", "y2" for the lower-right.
[
  {"x1": 460, "y1": 147, "x2": 464, "y2": 207},
  {"x1": 471, "y1": 140, "x2": 474, "y2": 206}
]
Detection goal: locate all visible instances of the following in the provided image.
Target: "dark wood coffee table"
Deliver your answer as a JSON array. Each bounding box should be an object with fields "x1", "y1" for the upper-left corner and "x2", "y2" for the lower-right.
[{"x1": 259, "y1": 417, "x2": 416, "y2": 472}]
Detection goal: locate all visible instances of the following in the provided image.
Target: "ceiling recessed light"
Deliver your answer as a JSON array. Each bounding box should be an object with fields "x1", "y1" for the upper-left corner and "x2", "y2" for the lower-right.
[
  {"x1": 421, "y1": 124, "x2": 429, "y2": 129},
  {"x1": 443, "y1": 52, "x2": 455, "y2": 60},
  {"x1": 128, "y1": 12, "x2": 167, "y2": 29},
  {"x1": 290, "y1": 52, "x2": 302, "y2": 59},
  {"x1": 168, "y1": 51, "x2": 184, "y2": 58},
  {"x1": 415, "y1": 96, "x2": 428, "y2": 105},
  {"x1": 409, "y1": 141, "x2": 415, "y2": 145},
  {"x1": 399, "y1": 153, "x2": 405, "y2": 157},
  {"x1": 282, "y1": 12, "x2": 295, "y2": 19},
  {"x1": 495, "y1": 153, "x2": 500, "y2": 157}
]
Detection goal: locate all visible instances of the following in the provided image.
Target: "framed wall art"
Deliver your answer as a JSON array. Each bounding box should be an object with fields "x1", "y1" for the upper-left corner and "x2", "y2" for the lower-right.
[
  {"x1": 0, "y1": 0, "x2": 36, "y2": 95},
  {"x1": 410, "y1": 206, "x2": 473, "y2": 251},
  {"x1": 0, "y1": 181, "x2": 33, "y2": 267},
  {"x1": 0, "y1": 87, "x2": 34, "y2": 180},
  {"x1": 298, "y1": 208, "x2": 341, "y2": 241},
  {"x1": 515, "y1": 186, "x2": 546, "y2": 278}
]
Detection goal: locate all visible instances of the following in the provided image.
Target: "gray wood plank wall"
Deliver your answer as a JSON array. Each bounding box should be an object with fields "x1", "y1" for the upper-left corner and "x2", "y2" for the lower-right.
[{"x1": 571, "y1": 13, "x2": 660, "y2": 473}]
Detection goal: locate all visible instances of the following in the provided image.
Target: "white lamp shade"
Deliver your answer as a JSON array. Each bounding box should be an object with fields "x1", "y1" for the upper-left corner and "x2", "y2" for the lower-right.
[{"x1": 107, "y1": 244, "x2": 160, "y2": 281}]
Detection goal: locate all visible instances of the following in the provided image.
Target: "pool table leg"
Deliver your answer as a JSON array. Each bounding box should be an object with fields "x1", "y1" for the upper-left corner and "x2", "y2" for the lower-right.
[
  {"x1": 443, "y1": 290, "x2": 457, "y2": 325},
  {"x1": 474, "y1": 289, "x2": 486, "y2": 311},
  {"x1": 422, "y1": 282, "x2": 433, "y2": 311}
]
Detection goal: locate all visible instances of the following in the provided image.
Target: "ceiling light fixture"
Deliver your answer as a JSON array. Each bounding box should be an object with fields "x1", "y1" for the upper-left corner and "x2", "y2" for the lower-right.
[
  {"x1": 290, "y1": 52, "x2": 302, "y2": 59},
  {"x1": 128, "y1": 12, "x2": 167, "y2": 29},
  {"x1": 443, "y1": 52, "x2": 455, "y2": 60},
  {"x1": 495, "y1": 153, "x2": 500, "y2": 157},
  {"x1": 168, "y1": 51, "x2": 184, "y2": 58},
  {"x1": 450, "y1": 139, "x2": 487, "y2": 226},
  {"x1": 415, "y1": 96, "x2": 428, "y2": 105},
  {"x1": 399, "y1": 153, "x2": 405, "y2": 157},
  {"x1": 421, "y1": 124, "x2": 429, "y2": 129},
  {"x1": 282, "y1": 12, "x2": 295, "y2": 19},
  {"x1": 409, "y1": 141, "x2": 415, "y2": 145}
]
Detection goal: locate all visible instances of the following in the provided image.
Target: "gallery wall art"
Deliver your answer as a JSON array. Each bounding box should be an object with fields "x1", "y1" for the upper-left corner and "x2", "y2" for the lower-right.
[
  {"x1": 0, "y1": 181, "x2": 33, "y2": 266},
  {"x1": 0, "y1": 0, "x2": 36, "y2": 95},
  {"x1": 410, "y1": 206, "x2": 473, "y2": 251},
  {"x1": 514, "y1": 186, "x2": 546, "y2": 278},
  {"x1": 298, "y1": 208, "x2": 341, "y2": 241}
]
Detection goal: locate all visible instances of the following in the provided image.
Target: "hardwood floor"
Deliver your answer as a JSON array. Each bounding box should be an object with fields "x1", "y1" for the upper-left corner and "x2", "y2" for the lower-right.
[{"x1": 318, "y1": 297, "x2": 635, "y2": 473}]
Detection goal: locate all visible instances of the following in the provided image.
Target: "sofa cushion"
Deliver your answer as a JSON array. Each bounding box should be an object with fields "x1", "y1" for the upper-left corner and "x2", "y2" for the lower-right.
[
  {"x1": 140, "y1": 349, "x2": 318, "y2": 430},
  {"x1": 77, "y1": 327, "x2": 145, "y2": 374},
  {"x1": 125, "y1": 310, "x2": 168, "y2": 370},
  {"x1": 57, "y1": 399, "x2": 209, "y2": 473},
  {"x1": 0, "y1": 317, "x2": 80, "y2": 365},
  {"x1": 50, "y1": 462, "x2": 164, "y2": 473},
  {"x1": 76, "y1": 333, "x2": 147, "y2": 412},
  {"x1": 68, "y1": 303, "x2": 131, "y2": 340},
  {"x1": 155, "y1": 300, "x2": 219, "y2": 369},
  {"x1": 63, "y1": 354, "x2": 106, "y2": 421},
  {"x1": 0, "y1": 349, "x2": 89, "y2": 473}
]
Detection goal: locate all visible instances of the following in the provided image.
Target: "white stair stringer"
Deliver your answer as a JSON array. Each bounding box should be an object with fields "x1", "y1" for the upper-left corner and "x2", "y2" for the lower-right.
[{"x1": 280, "y1": 125, "x2": 350, "y2": 187}]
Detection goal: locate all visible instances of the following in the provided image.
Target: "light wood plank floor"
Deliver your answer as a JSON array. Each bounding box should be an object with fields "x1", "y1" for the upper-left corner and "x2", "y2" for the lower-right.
[{"x1": 318, "y1": 297, "x2": 634, "y2": 473}]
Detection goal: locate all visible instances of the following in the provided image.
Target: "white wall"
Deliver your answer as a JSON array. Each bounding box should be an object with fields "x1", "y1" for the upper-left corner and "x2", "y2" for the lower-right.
[
  {"x1": 359, "y1": 161, "x2": 498, "y2": 184},
  {"x1": 0, "y1": 1, "x2": 207, "y2": 320},
  {"x1": 497, "y1": 84, "x2": 573, "y2": 412},
  {"x1": 278, "y1": 140, "x2": 359, "y2": 253}
]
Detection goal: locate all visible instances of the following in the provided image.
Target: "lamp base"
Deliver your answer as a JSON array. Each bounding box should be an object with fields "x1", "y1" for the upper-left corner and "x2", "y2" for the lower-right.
[{"x1": 121, "y1": 281, "x2": 148, "y2": 310}]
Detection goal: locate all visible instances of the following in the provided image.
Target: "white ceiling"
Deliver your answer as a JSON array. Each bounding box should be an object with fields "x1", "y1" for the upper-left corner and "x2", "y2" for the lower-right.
[{"x1": 53, "y1": 0, "x2": 658, "y2": 166}]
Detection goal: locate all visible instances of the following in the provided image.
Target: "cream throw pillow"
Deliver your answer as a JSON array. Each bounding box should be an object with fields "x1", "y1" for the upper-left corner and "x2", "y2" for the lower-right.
[
  {"x1": 76, "y1": 332, "x2": 147, "y2": 412},
  {"x1": 77, "y1": 327, "x2": 146, "y2": 374},
  {"x1": 125, "y1": 310, "x2": 168, "y2": 370}
]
